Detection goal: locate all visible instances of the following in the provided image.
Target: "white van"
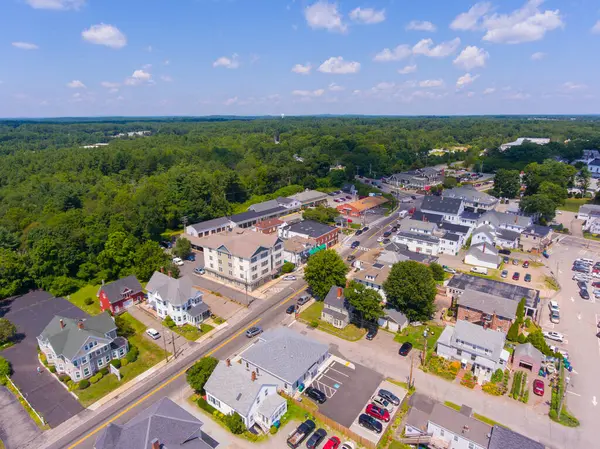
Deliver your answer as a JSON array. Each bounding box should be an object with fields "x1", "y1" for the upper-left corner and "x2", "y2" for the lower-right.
[
  {"x1": 398, "y1": 210, "x2": 408, "y2": 219},
  {"x1": 470, "y1": 266, "x2": 488, "y2": 275}
]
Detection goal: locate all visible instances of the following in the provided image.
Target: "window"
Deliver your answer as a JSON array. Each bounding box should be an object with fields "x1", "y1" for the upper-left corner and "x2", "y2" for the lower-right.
[
  {"x1": 105, "y1": 355, "x2": 110, "y2": 363},
  {"x1": 239, "y1": 266, "x2": 243, "y2": 271},
  {"x1": 219, "y1": 267, "x2": 223, "y2": 272},
  {"x1": 264, "y1": 389, "x2": 268, "y2": 397},
  {"x1": 262, "y1": 268, "x2": 268, "y2": 275},
  {"x1": 83, "y1": 367, "x2": 90, "y2": 376},
  {"x1": 228, "y1": 254, "x2": 232, "y2": 259},
  {"x1": 98, "y1": 359, "x2": 103, "y2": 368},
  {"x1": 229, "y1": 270, "x2": 233, "y2": 276},
  {"x1": 261, "y1": 260, "x2": 269, "y2": 267},
  {"x1": 119, "y1": 348, "x2": 125, "y2": 356},
  {"x1": 210, "y1": 263, "x2": 214, "y2": 269},
  {"x1": 454, "y1": 436, "x2": 458, "y2": 442},
  {"x1": 228, "y1": 262, "x2": 232, "y2": 267},
  {"x1": 468, "y1": 443, "x2": 474, "y2": 449},
  {"x1": 252, "y1": 266, "x2": 257, "y2": 272},
  {"x1": 251, "y1": 257, "x2": 257, "y2": 263},
  {"x1": 440, "y1": 429, "x2": 444, "y2": 436},
  {"x1": 252, "y1": 274, "x2": 258, "y2": 280}
]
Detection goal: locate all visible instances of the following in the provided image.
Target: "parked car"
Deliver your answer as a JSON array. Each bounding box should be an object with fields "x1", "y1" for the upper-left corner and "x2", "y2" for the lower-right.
[
  {"x1": 282, "y1": 275, "x2": 297, "y2": 281},
  {"x1": 351, "y1": 241, "x2": 360, "y2": 249},
  {"x1": 340, "y1": 442, "x2": 354, "y2": 449},
  {"x1": 286, "y1": 305, "x2": 296, "y2": 314},
  {"x1": 512, "y1": 272, "x2": 520, "y2": 281},
  {"x1": 383, "y1": 238, "x2": 390, "y2": 244},
  {"x1": 383, "y1": 231, "x2": 392, "y2": 238},
  {"x1": 366, "y1": 404, "x2": 390, "y2": 422},
  {"x1": 523, "y1": 261, "x2": 530, "y2": 268},
  {"x1": 503, "y1": 256, "x2": 509, "y2": 264},
  {"x1": 245, "y1": 326, "x2": 263, "y2": 338},
  {"x1": 362, "y1": 227, "x2": 369, "y2": 232},
  {"x1": 524, "y1": 273, "x2": 532, "y2": 282},
  {"x1": 512, "y1": 259, "x2": 519, "y2": 265},
  {"x1": 543, "y1": 330, "x2": 564, "y2": 342},
  {"x1": 542, "y1": 250, "x2": 550, "y2": 258},
  {"x1": 442, "y1": 265, "x2": 456, "y2": 274},
  {"x1": 548, "y1": 300, "x2": 560, "y2": 313},
  {"x1": 411, "y1": 195, "x2": 417, "y2": 200},
  {"x1": 580, "y1": 288, "x2": 590, "y2": 300},
  {"x1": 592, "y1": 281, "x2": 600, "y2": 288},
  {"x1": 577, "y1": 280, "x2": 588, "y2": 289},
  {"x1": 323, "y1": 437, "x2": 341, "y2": 449},
  {"x1": 358, "y1": 414, "x2": 383, "y2": 434},
  {"x1": 187, "y1": 253, "x2": 196, "y2": 261},
  {"x1": 550, "y1": 310, "x2": 560, "y2": 324},
  {"x1": 366, "y1": 328, "x2": 377, "y2": 340},
  {"x1": 306, "y1": 428, "x2": 327, "y2": 449},
  {"x1": 145, "y1": 328, "x2": 160, "y2": 340},
  {"x1": 499, "y1": 249, "x2": 511, "y2": 255},
  {"x1": 399, "y1": 342, "x2": 413, "y2": 356},
  {"x1": 305, "y1": 387, "x2": 327, "y2": 404},
  {"x1": 501, "y1": 270, "x2": 508, "y2": 278},
  {"x1": 378, "y1": 389, "x2": 400, "y2": 406},
  {"x1": 297, "y1": 295, "x2": 311, "y2": 306},
  {"x1": 355, "y1": 230, "x2": 363, "y2": 236},
  {"x1": 533, "y1": 379, "x2": 545, "y2": 396},
  {"x1": 172, "y1": 257, "x2": 184, "y2": 266},
  {"x1": 194, "y1": 267, "x2": 205, "y2": 275}
]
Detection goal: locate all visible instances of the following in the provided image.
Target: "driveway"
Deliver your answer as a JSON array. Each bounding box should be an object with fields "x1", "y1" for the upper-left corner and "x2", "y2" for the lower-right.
[
  {"x1": 0, "y1": 291, "x2": 85, "y2": 428},
  {"x1": 127, "y1": 305, "x2": 187, "y2": 357},
  {"x1": 0, "y1": 386, "x2": 41, "y2": 449}
]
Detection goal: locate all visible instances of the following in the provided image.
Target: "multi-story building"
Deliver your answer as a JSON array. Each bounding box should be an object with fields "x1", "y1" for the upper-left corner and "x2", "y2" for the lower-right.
[
  {"x1": 387, "y1": 168, "x2": 443, "y2": 189},
  {"x1": 520, "y1": 225, "x2": 553, "y2": 253},
  {"x1": 146, "y1": 272, "x2": 210, "y2": 326},
  {"x1": 321, "y1": 286, "x2": 351, "y2": 329},
  {"x1": 420, "y1": 196, "x2": 465, "y2": 224},
  {"x1": 442, "y1": 186, "x2": 499, "y2": 211},
  {"x1": 253, "y1": 218, "x2": 284, "y2": 235},
  {"x1": 477, "y1": 210, "x2": 532, "y2": 233},
  {"x1": 197, "y1": 231, "x2": 284, "y2": 290},
  {"x1": 37, "y1": 312, "x2": 128, "y2": 381},
  {"x1": 279, "y1": 220, "x2": 338, "y2": 249},
  {"x1": 456, "y1": 289, "x2": 517, "y2": 334},
  {"x1": 354, "y1": 263, "x2": 390, "y2": 300},
  {"x1": 499, "y1": 137, "x2": 550, "y2": 151},
  {"x1": 97, "y1": 275, "x2": 144, "y2": 315}
]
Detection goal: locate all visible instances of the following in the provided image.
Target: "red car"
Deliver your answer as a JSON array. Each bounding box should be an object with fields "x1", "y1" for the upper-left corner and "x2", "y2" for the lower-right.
[
  {"x1": 513, "y1": 272, "x2": 520, "y2": 281},
  {"x1": 366, "y1": 404, "x2": 390, "y2": 422},
  {"x1": 533, "y1": 379, "x2": 545, "y2": 396},
  {"x1": 593, "y1": 281, "x2": 600, "y2": 288},
  {"x1": 323, "y1": 436, "x2": 341, "y2": 449},
  {"x1": 522, "y1": 261, "x2": 529, "y2": 268}
]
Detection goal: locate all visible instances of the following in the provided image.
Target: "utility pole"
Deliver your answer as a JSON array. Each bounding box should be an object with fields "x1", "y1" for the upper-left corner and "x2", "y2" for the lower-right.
[
  {"x1": 409, "y1": 354, "x2": 415, "y2": 389},
  {"x1": 171, "y1": 330, "x2": 177, "y2": 359},
  {"x1": 161, "y1": 321, "x2": 169, "y2": 363}
]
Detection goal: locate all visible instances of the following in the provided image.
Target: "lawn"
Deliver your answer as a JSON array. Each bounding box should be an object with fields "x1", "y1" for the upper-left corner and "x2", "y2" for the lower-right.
[
  {"x1": 394, "y1": 323, "x2": 444, "y2": 352},
  {"x1": 558, "y1": 198, "x2": 590, "y2": 213},
  {"x1": 67, "y1": 284, "x2": 102, "y2": 316},
  {"x1": 298, "y1": 302, "x2": 366, "y2": 341},
  {"x1": 171, "y1": 323, "x2": 215, "y2": 341},
  {"x1": 75, "y1": 312, "x2": 165, "y2": 407}
]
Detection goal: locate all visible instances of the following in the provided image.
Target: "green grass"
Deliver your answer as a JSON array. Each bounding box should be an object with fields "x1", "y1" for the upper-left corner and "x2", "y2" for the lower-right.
[
  {"x1": 394, "y1": 324, "x2": 444, "y2": 352},
  {"x1": 171, "y1": 323, "x2": 214, "y2": 341},
  {"x1": 75, "y1": 313, "x2": 165, "y2": 407},
  {"x1": 68, "y1": 284, "x2": 102, "y2": 315},
  {"x1": 583, "y1": 232, "x2": 600, "y2": 242},
  {"x1": 298, "y1": 302, "x2": 366, "y2": 341},
  {"x1": 444, "y1": 401, "x2": 461, "y2": 411},
  {"x1": 473, "y1": 413, "x2": 509, "y2": 429},
  {"x1": 544, "y1": 276, "x2": 560, "y2": 291},
  {"x1": 389, "y1": 441, "x2": 413, "y2": 449},
  {"x1": 558, "y1": 198, "x2": 590, "y2": 213}
]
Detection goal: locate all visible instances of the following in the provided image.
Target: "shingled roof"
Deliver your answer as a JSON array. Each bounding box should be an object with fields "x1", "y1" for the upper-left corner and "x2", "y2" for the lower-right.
[{"x1": 98, "y1": 275, "x2": 143, "y2": 305}]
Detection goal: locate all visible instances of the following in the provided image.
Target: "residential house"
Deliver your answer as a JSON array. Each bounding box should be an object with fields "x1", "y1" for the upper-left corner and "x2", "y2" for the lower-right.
[
  {"x1": 378, "y1": 308, "x2": 408, "y2": 332},
  {"x1": 238, "y1": 327, "x2": 330, "y2": 395},
  {"x1": 420, "y1": 196, "x2": 465, "y2": 224},
  {"x1": 520, "y1": 225, "x2": 553, "y2": 253},
  {"x1": 394, "y1": 231, "x2": 440, "y2": 256},
  {"x1": 495, "y1": 228, "x2": 521, "y2": 249},
  {"x1": 499, "y1": 137, "x2": 550, "y2": 151},
  {"x1": 94, "y1": 397, "x2": 215, "y2": 449},
  {"x1": 383, "y1": 242, "x2": 440, "y2": 265},
  {"x1": 146, "y1": 272, "x2": 210, "y2": 326},
  {"x1": 439, "y1": 232, "x2": 462, "y2": 256},
  {"x1": 248, "y1": 197, "x2": 300, "y2": 213},
  {"x1": 459, "y1": 210, "x2": 482, "y2": 228},
  {"x1": 512, "y1": 342, "x2": 543, "y2": 374},
  {"x1": 442, "y1": 186, "x2": 499, "y2": 211},
  {"x1": 321, "y1": 286, "x2": 351, "y2": 329},
  {"x1": 282, "y1": 236, "x2": 314, "y2": 265},
  {"x1": 336, "y1": 196, "x2": 388, "y2": 218},
  {"x1": 488, "y1": 425, "x2": 545, "y2": 449},
  {"x1": 471, "y1": 223, "x2": 520, "y2": 250},
  {"x1": 279, "y1": 220, "x2": 339, "y2": 249},
  {"x1": 204, "y1": 359, "x2": 287, "y2": 431},
  {"x1": 436, "y1": 320, "x2": 509, "y2": 384},
  {"x1": 437, "y1": 222, "x2": 473, "y2": 239},
  {"x1": 411, "y1": 210, "x2": 444, "y2": 225},
  {"x1": 288, "y1": 189, "x2": 329, "y2": 208},
  {"x1": 387, "y1": 168, "x2": 443, "y2": 189},
  {"x1": 587, "y1": 158, "x2": 600, "y2": 177},
  {"x1": 399, "y1": 218, "x2": 438, "y2": 235},
  {"x1": 577, "y1": 204, "x2": 600, "y2": 234},
  {"x1": 464, "y1": 243, "x2": 500, "y2": 269},
  {"x1": 471, "y1": 225, "x2": 496, "y2": 246},
  {"x1": 97, "y1": 275, "x2": 144, "y2": 315},
  {"x1": 456, "y1": 289, "x2": 517, "y2": 334},
  {"x1": 447, "y1": 273, "x2": 540, "y2": 319},
  {"x1": 353, "y1": 263, "x2": 391, "y2": 300},
  {"x1": 195, "y1": 231, "x2": 284, "y2": 290},
  {"x1": 477, "y1": 210, "x2": 532, "y2": 233},
  {"x1": 253, "y1": 218, "x2": 284, "y2": 235},
  {"x1": 342, "y1": 183, "x2": 357, "y2": 195},
  {"x1": 37, "y1": 312, "x2": 128, "y2": 381}
]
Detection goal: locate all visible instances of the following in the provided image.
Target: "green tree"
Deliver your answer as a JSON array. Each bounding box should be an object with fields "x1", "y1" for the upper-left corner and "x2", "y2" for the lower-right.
[
  {"x1": 97, "y1": 231, "x2": 138, "y2": 280},
  {"x1": 493, "y1": 169, "x2": 521, "y2": 198},
  {"x1": 506, "y1": 321, "x2": 520, "y2": 342},
  {"x1": 304, "y1": 249, "x2": 348, "y2": 299},
  {"x1": 173, "y1": 237, "x2": 192, "y2": 259},
  {"x1": 134, "y1": 240, "x2": 172, "y2": 282},
  {"x1": 0, "y1": 249, "x2": 30, "y2": 299},
  {"x1": 429, "y1": 262, "x2": 445, "y2": 282},
  {"x1": 187, "y1": 356, "x2": 219, "y2": 394},
  {"x1": 281, "y1": 262, "x2": 295, "y2": 274},
  {"x1": 344, "y1": 281, "x2": 383, "y2": 325},
  {"x1": 302, "y1": 206, "x2": 340, "y2": 225},
  {"x1": 526, "y1": 329, "x2": 555, "y2": 356},
  {"x1": 523, "y1": 160, "x2": 577, "y2": 195},
  {"x1": 164, "y1": 316, "x2": 176, "y2": 329},
  {"x1": 0, "y1": 356, "x2": 12, "y2": 382},
  {"x1": 226, "y1": 412, "x2": 246, "y2": 434},
  {"x1": 577, "y1": 167, "x2": 591, "y2": 196},
  {"x1": 538, "y1": 182, "x2": 567, "y2": 206},
  {"x1": 442, "y1": 176, "x2": 458, "y2": 189},
  {"x1": 115, "y1": 315, "x2": 136, "y2": 338},
  {"x1": 383, "y1": 261, "x2": 436, "y2": 321},
  {"x1": 519, "y1": 194, "x2": 557, "y2": 224},
  {"x1": 516, "y1": 298, "x2": 526, "y2": 323},
  {"x1": 0, "y1": 318, "x2": 16, "y2": 345}
]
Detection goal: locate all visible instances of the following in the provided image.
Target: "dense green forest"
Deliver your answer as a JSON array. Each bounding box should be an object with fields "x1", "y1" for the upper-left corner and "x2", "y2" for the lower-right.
[{"x1": 0, "y1": 116, "x2": 598, "y2": 300}]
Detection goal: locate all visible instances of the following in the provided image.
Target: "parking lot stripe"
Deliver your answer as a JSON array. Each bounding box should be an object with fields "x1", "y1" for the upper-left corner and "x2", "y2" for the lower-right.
[
  {"x1": 327, "y1": 366, "x2": 350, "y2": 377},
  {"x1": 320, "y1": 374, "x2": 344, "y2": 385}
]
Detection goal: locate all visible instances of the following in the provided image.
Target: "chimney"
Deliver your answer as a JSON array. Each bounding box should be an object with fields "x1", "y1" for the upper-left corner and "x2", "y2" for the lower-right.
[
  {"x1": 337, "y1": 287, "x2": 343, "y2": 298},
  {"x1": 251, "y1": 371, "x2": 257, "y2": 382},
  {"x1": 226, "y1": 358, "x2": 231, "y2": 367},
  {"x1": 150, "y1": 438, "x2": 160, "y2": 449},
  {"x1": 77, "y1": 321, "x2": 84, "y2": 330},
  {"x1": 168, "y1": 270, "x2": 172, "y2": 278},
  {"x1": 59, "y1": 319, "x2": 65, "y2": 329},
  {"x1": 160, "y1": 266, "x2": 164, "y2": 274}
]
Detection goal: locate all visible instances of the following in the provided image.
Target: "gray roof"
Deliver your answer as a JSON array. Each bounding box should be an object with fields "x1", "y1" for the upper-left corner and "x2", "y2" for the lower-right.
[
  {"x1": 98, "y1": 275, "x2": 143, "y2": 304},
  {"x1": 442, "y1": 232, "x2": 461, "y2": 242},
  {"x1": 241, "y1": 327, "x2": 329, "y2": 384},
  {"x1": 513, "y1": 343, "x2": 543, "y2": 364},
  {"x1": 442, "y1": 186, "x2": 498, "y2": 206},
  {"x1": 460, "y1": 210, "x2": 482, "y2": 221},
  {"x1": 187, "y1": 302, "x2": 210, "y2": 317},
  {"x1": 377, "y1": 250, "x2": 409, "y2": 266},
  {"x1": 288, "y1": 190, "x2": 329, "y2": 204},
  {"x1": 397, "y1": 231, "x2": 440, "y2": 244},
  {"x1": 384, "y1": 242, "x2": 438, "y2": 264},
  {"x1": 488, "y1": 425, "x2": 544, "y2": 449},
  {"x1": 277, "y1": 196, "x2": 296, "y2": 205},
  {"x1": 421, "y1": 196, "x2": 463, "y2": 215},
  {"x1": 523, "y1": 225, "x2": 552, "y2": 238},
  {"x1": 94, "y1": 397, "x2": 211, "y2": 449},
  {"x1": 230, "y1": 206, "x2": 287, "y2": 225},
  {"x1": 457, "y1": 289, "x2": 517, "y2": 320},
  {"x1": 204, "y1": 361, "x2": 279, "y2": 417},
  {"x1": 479, "y1": 210, "x2": 531, "y2": 228},
  {"x1": 324, "y1": 285, "x2": 346, "y2": 309},
  {"x1": 188, "y1": 216, "x2": 232, "y2": 233},
  {"x1": 39, "y1": 312, "x2": 116, "y2": 361},
  {"x1": 256, "y1": 392, "x2": 287, "y2": 418},
  {"x1": 383, "y1": 308, "x2": 408, "y2": 326},
  {"x1": 589, "y1": 158, "x2": 600, "y2": 167},
  {"x1": 447, "y1": 273, "x2": 540, "y2": 309},
  {"x1": 466, "y1": 244, "x2": 500, "y2": 266},
  {"x1": 288, "y1": 220, "x2": 337, "y2": 238},
  {"x1": 496, "y1": 228, "x2": 520, "y2": 242},
  {"x1": 579, "y1": 204, "x2": 600, "y2": 215},
  {"x1": 405, "y1": 407, "x2": 430, "y2": 432},
  {"x1": 248, "y1": 199, "x2": 280, "y2": 213},
  {"x1": 146, "y1": 272, "x2": 200, "y2": 306},
  {"x1": 411, "y1": 211, "x2": 444, "y2": 224},
  {"x1": 400, "y1": 219, "x2": 437, "y2": 233},
  {"x1": 429, "y1": 403, "x2": 491, "y2": 448},
  {"x1": 453, "y1": 320, "x2": 506, "y2": 356},
  {"x1": 437, "y1": 222, "x2": 471, "y2": 235}
]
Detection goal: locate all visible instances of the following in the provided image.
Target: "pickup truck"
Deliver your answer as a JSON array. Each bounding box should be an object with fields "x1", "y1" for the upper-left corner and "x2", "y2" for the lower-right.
[{"x1": 287, "y1": 419, "x2": 316, "y2": 448}]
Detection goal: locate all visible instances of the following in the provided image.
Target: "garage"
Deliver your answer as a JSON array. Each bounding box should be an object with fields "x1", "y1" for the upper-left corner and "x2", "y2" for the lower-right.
[
  {"x1": 512, "y1": 342, "x2": 543, "y2": 374},
  {"x1": 518, "y1": 360, "x2": 534, "y2": 370}
]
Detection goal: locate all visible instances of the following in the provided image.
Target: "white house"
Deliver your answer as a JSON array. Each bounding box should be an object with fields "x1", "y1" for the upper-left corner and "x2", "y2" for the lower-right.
[
  {"x1": 442, "y1": 186, "x2": 499, "y2": 211},
  {"x1": 321, "y1": 286, "x2": 351, "y2": 329},
  {"x1": 471, "y1": 225, "x2": 496, "y2": 246},
  {"x1": 146, "y1": 272, "x2": 210, "y2": 326},
  {"x1": 420, "y1": 196, "x2": 465, "y2": 224},
  {"x1": 354, "y1": 264, "x2": 390, "y2": 300},
  {"x1": 477, "y1": 210, "x2": 532, "y2": 233},
  {"x1": 204, "y1": 359, "x2": 287, "y2": 432},
  {"x1": 464, "y1": 243, "x2": 501, "y2": 269},
  {"x1": 499, "y1": 137, "x2": 550, "y2": 151},
  {"x1": 394, "y1": 231, "x2": 441, "y2": 256},
  {"x1": 439, "y1": 233, "x2": 461, "y2": 256},
  {"x1": 378, "y1": 308, "x2": 408, "y2": 332},
  {"x1": 587, "y1": 159, "x2": 600, "y2": 177}
]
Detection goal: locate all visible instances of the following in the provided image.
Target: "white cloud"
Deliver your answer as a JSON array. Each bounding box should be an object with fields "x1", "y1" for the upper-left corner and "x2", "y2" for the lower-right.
[
  {"x1": 456, "y1": 73, "x2": 480, "y2": 89},
  {"x1": 292, "y1": 89, "x2": 325, "y2": 97},
  {"x1": 349, "y1": 7, "x2": 386, "y2": 24},
  {"x1": 163, "y1": 59, "x2": 170, "y2": 66},
  {"x1": 531, "y1": 51, "x2": 546, "y2": 60},
  {"x1": 467, "y1": 91, "x2": 476, "y2": 98},
  {"x1": 292, "y1": 63, "x2": 312, "y2": 75},
  {"x1": 451, "y1": 0, "x2": 563, "y2": 44},
  {"x1": 398, "y1": 64, "x2": 417, "y2": 75},
  {"x1": 506, "y1": 92, "x2": 531, "y2": 100},
  {"x1": 124, "y1": 69, "x2": 152, "y2": 86},
  {"x1": 25, "y1": 0, "x2": 85, "y2": 10},
  {"x1": 161, "y1": 75, "x2": 173, "y2": 82},
  {"x1": 12, "y1": 42, "x2": 39, "y2": 50},
  {"x1": 318, "y1": 56, "x2": 360, "y2": 74},
  {"x1": 406, "y1": 20, "x2": 436, "y2": 32},
  {"x1": 304, "y1": 1, "x2": 347, "y2": 33},
  {"x1": 66, "y1": 80, "x2": 86, "y2": 89},
  {"x1": 213, "y1": 54, "x2": 240, "y2": 69},
  {"x1": 82, "y1": 24, "x2": 127, "y2": 49},
  {"x1": 453, "y1": 46, "x2": 489, "y2": 70},
  {"x1": 224, "y1": 97, "x2": 238, "y2": 106},
  {"x1": 419, "y1": 79, "x2": 444, "y2": 88},
  {"x1": 412, "y1": 38, "x2": 460, "y2": 58},
  {"x1": 100, "y1": 81, "x2": 120, "y2": 88},
  {"x1": 483, "y1": 87, "x2": 496, "y2": 94},
  {"x1": 563, "y1": 82, "x2": 587, "y2": 90},
  {"x1": 592, "y1": 20, "x2": 600, "y2": 34},
  {"x1": 328, "y1": 82, "x2": 345, "y2": 91},
  {"x1": 373, "y1": 45, "x2": 411, "y2": 62}
]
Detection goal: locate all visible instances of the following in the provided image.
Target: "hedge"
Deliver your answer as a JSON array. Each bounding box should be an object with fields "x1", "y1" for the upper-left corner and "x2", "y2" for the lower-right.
[
  {"x1": 78, "y1": 379, "x2": 90, "y2": 390},
  {"x1": 110, "y1": 359, "x2": 122, "y2": 369},
  {"x1": 126, "y1": 345, "x2": 139, "y2": 363}
]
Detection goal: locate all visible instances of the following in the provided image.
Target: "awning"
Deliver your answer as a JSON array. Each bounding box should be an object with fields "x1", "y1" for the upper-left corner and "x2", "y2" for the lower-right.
[{"x1": 308, "y1": 244, "x2": 327, "y2": 255}]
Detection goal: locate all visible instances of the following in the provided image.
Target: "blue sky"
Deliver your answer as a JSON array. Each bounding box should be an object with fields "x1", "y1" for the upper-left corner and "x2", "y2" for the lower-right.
[{"x1": 1, "y1": 0, "x2": 599, "y2": 117}]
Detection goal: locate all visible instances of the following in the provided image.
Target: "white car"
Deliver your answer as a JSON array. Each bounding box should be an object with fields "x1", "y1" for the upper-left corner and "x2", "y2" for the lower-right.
[
  {"x1": 146, "y1": 328, "x2": 160, "y2": 340},
  {"x1": 377, "y1": 236, "x2": 384, "y2": 242},
  {"x1": 550, "y1": 311, "x2": 560, "y2": 324},
  {"x1": 371, "y1": 395, "x2": 394, "y2": 412},
  {"x1": 548, "y1": 300, "x2": 560, "y2": 313},
  {"x1": 282, "y1": 275, "x2": 297, "y2": 281},
  {"x1": 340, "y1": 443, "x2": 355, "y2": 449},
  {"x1": 172, "y1": 257, "x2": 184, "y2": 266},
  {"x1": 543, "y1": 330, "x2": 565, "y2": 342}
]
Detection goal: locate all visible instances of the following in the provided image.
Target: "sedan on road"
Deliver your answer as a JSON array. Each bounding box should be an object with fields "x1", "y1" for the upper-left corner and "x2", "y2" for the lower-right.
[
  {"x1": 346, "y1": 255, "x2": 356, "y2": 262},
  {"x1": 194, "y1": 267, "x2": 205, "y2": 275},
  {"x1": 351, "y1": 241, "x2": 360, "y2": 249},
  {"x1": 245, "y1": 326, "x2": 263, "y2": 338},
  {"x1": 399, "y1": 342, "x2": 413, "y2": 356},
  {"x1": 366, "y1": 328, "x2": 377, "y2": 340},
  {"x1": 543, "y1": 330, "x2": 564, "y2": 342},
  {"x1": 362, "y1": 227, "x2": 369, "y2": 232},
  {"x1": 282, "y1": 275, "x2": 297, "y2": 281},
  {"x1": 355, "y1": 230, "x2": 363, "y2": 236},
  {"x1": 533, "y1": 379, "x2": 545, "y2": 396},
  {"x1": 550, "y1": 311, "x2": 560, "y2": 324},
  {"x1": 286, "y1": 305, "x2": 296, "y2": 314}
]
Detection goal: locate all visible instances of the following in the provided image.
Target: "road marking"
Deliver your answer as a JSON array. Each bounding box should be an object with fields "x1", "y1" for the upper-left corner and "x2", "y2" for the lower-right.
[
  {"x1": 287, "y1": 319, "x2": 296, "y2": 327},
  {"x1": 593, "y1": 396, "x2": 598, "y2": 406},
  {"x1": 570, "y1": 297, "x2": 575, "y2": 302},
  {"x1": 326, "y1": 366, "x2": 351, "y2": 377},
  {"x1": 567, "y1": 391, "x2": 581, "y2": 397},
  {"x1": 577, "y1": 313, "x2": 582, "y2": 320}
]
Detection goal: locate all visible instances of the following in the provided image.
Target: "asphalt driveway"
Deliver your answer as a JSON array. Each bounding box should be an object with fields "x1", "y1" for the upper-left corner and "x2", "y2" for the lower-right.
[
  {"x1": 0, "y1": 291, "x2": 86, "y2": 428},
  {"x1": 0, "y1": 386, "x2": 41, "y2": 449}
]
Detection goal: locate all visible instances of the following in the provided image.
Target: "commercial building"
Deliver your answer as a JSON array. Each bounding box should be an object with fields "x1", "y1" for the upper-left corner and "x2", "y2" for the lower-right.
[
  {"x1": 387, "y1": 168, "x2": 443, "y2": 190},
  {"x1": 279, "y1": 220, "x2": 338, "y2": 249},
  {"x1": 420, "y1": 196, "x2": 465, "y2": 224},
  {"x1": 288, "y1": 189, "x2": 329, "y2": 208},
  {"x1": 248, "y1": 196, "x2": 300, "y2": 213},
  {"x1": 336, "y1": 196, "x2": 388, "y2": 218},
  {"x1": 499, "y1": 137, "x2": 550, "y2": 151},
  {"x1": 282, "y1": 236, "x2": 314, "y2": 265},
  {"x1": 520, "y1": 225, "x2": 553, "y2": 253},
  {"x1": 442, "y1": 186, "x2": 499, "y2": 211}
]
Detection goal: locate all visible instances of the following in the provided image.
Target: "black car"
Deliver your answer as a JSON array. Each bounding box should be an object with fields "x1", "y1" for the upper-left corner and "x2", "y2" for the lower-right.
[
  {"x1": 355, "y1": 230, "x2": 363, "y2": 236},
  {"x1": 304, "y1": 387, "x2": 327, "y2": 404},
  {"x1": 383, "y1": 231, "x2": 392, "y2": 238},
  {"x1": 399, "y1": 342, "x2": 413, "y2": 356},
  {"x1": 306, "y1": 428, "x2": 327, "y2": 449},
  {"x1": 391, "y1": 226, "x2": 398, "y2": 232},
  {"x1": 499, "y1": 249, "x2": 511, "y2": 255},
  {"x1": 383, "y1": 238, "x2": 390, "y2": 244},
  {"x1": 378, "y1": 389, "x2": 400, "y2": 406},
  {"x1": 577, "y1": 280, "x2": 587, "y2": 289},
  {"x1": 366, "y1": 328, "x2": 377, "y2": 340},
  {"x1": 358, "y1": 414, "x2": 382, "y2": 434},
  {"x1": 351, "y1": 241, "x2": 360, "y2": 249},
  {"x1": 580, "y1": 288, "x2": 590, "y2": 300},
  {"x1": 347, "y1": 255, "x2": 356, "y2": 262},
  {"x1": 362, "y1": 227, "x2": 369, "y2": 232},
  {"x1": 286, "y1": 305, "x2": 296, "y2": 314},
  {"x1": 411, "y1": 195, "x2": 417, "y2": 200}
]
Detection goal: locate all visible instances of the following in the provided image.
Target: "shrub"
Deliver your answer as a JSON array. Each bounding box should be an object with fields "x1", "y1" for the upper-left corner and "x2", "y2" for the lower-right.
[
  {"x1": 506, "y1": 321, "x2": 520, "y2": 342},
  {"x1": 58, "y1": 374, "x2": 71, "y2": 383},
  {"x1": 39, "y1": 352, "x2": 48, "y2": 365},
  {"x1": 524, "y1": 318, "x2": 532, "y2": 328},
  {"x1": 429, "y1": 262, "x2": 445, "y2": 282},
  {"x1": 78, "y1": 379, "x2": 90, "y2": 390},
  {"x1": 66, "y1": 380, "x2": 75, "y2": 391},
  {"x1": 482, "y1": 382, "x2": 504, "y2": 396},
  {"x1": 0, "y1": 356, "x2": 12, "y2": 381},
  {"x1": 270, "y1": 425, "x2": 279, "y2": 435},
  {"x1": 84, "y1": 297, "x2": 94, "y2": 306},
  {"x1": 49, "y1": 365, "x2": 57, "y2": 373},
  {"x1": 197, "y1": 397, "x2": 217, "y2": 414},
  {"x1": 213, "y1": 316, "x2": 225, "y2": 325},
  {"x1": 90, "y1": 374, "x2": 100, "y2": 384},
  {"x1": 110, "y1": 359, "x2": 121, "y2": 369},
  {"x1": 491, "y1": 369, "x2": 503, "y2": 384},
  {"x1": 460, "y1": 372, "x2": 476, "y2": 389},
  {"x1": 100, "y1": 367, "x2": 109, "y2": 376},
  {"x1": 549, "y1": 409, "x2": 558, "y2": 420},
  {"x1": 126, "y1": 345, "x2": 139, "y2": 363},
  {"x1": 522, "y1": 389, "x2": 529, "y2": 404},
  {"x1": 517, "y1": 333, "x2": 527, "y2": 344},
  {"x1": 281, "y1": 262, "x2": 295, "y2": 274},
  {"x1": 225, "y1": 412, "x2": 246, "y2": 434},
  {"x1": 164, "y1": 316, "x2": 176, "y2": 329},
  {"x1": 121, "y1": 358, "x2": 129, "y2": 367},
  {"x1": 310, "y1": 321, "x2": 319, "y2": 328},
  {"x1": 96, "y1": 371, "x2": 104, "y2": 380}
]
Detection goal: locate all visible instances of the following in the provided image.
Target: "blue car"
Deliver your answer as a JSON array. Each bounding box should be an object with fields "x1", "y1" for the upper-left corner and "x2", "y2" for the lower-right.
[{"x1": 187, "y1": 253, "x2": 196, "y2": 261}]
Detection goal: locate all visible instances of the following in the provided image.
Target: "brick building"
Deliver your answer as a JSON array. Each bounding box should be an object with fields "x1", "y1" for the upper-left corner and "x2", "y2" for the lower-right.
[
  {"x1": 279, "y1": 220, "x2": 339, "y2": 248},
  {"x1": 336, "y1": 196, "x2": 388, "y2": 218},
  {"x1": 253, "y1": 218, "x2": 284, "y2": 235},
  {"x1": 456, "y1": 289, "x2": 517, "y2": 334}
]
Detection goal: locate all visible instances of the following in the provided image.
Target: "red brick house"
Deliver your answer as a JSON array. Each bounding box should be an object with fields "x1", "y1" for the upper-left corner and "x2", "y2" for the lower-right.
[
  {"x1": 98, "y1": 275, "x2": 144, "y2": 314},
  {"x1": 280, "y1": 220, "x2": 339, "y2": 248},
  {"x1": 456, "y1": 289, "x2": 517, "y2": 334},
  {"x1": 253, "y1": 218, "x2": 284, "y2": 235}
]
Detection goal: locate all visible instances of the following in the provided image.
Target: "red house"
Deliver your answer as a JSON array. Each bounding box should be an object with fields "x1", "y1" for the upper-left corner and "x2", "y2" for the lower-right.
[{"x1": 97, "y1": 275, "x2": 144, "y2": 314}]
